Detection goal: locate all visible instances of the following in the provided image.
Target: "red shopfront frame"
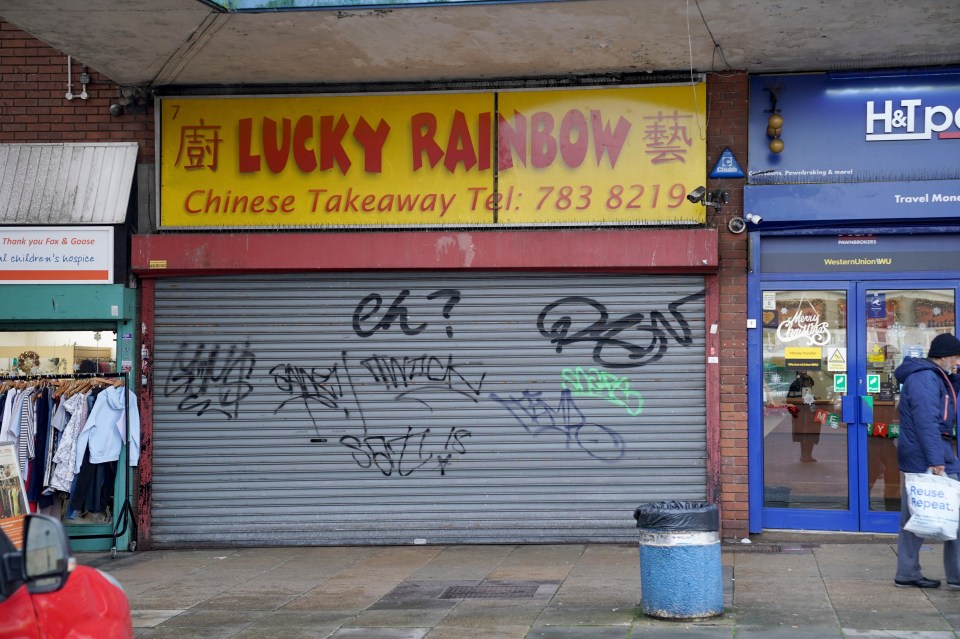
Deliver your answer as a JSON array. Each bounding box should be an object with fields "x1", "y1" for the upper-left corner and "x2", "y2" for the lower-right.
[{"x1": 130, "y1": 228, "x2": 720, "y2": 548}]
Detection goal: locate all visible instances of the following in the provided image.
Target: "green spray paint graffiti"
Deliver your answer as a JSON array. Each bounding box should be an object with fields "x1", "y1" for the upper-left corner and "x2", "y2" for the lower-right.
[{"x1": 560, "y1": 367, "x2": 644, "y2": 416}]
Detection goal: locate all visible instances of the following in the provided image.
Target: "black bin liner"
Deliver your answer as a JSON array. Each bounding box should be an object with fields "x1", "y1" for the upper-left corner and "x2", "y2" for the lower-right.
[{"x1": 633, "y1": 500, "x2": 719, "y2": 532}]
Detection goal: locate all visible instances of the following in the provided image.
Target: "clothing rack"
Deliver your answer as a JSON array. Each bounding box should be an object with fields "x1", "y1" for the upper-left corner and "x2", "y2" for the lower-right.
[
  {"x1": 2, "y1": 371, "x2": 136, "y2": 556},
  {"x1": 0, "y1": 372, "x2": 123, "y2": 380}
]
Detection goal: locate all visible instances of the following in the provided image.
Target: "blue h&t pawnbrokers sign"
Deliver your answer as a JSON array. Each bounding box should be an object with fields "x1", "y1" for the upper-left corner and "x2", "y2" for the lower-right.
[{"x1": 748, "y1": 70, "x2": 960, "y2": 184}]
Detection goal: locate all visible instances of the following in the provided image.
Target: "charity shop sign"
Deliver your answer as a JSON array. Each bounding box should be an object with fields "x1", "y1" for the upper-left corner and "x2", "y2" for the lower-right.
[
  {"x1": 158, "y1": 86, "x2": 707, "y2": 229},
  {"x1": 0, "y1": 227, "x2": 114, "y2": 284}
]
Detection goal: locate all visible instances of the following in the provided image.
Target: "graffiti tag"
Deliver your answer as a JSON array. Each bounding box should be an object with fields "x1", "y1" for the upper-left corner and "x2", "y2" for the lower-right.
[
  {"x1": 489, "y1": 388, "x2": 625, "y2": 461},
  {"x1": 340, "y1": 426, "x2": 472, "y2": 477},
  {"x1": 536, "y1": 290, "x2": 704, "y2": 368},
  {"x1": 163, "y1": 341, "x2": 256, "y2": 420},
  {"x1": 561, "y1": 367, "x2": 644, "y2": 416}
]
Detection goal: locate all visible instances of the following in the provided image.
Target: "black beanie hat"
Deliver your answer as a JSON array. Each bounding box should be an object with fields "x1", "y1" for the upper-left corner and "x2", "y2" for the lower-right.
[{"x1": 928, "y1": 333, "x2": 960, "y2": 358}]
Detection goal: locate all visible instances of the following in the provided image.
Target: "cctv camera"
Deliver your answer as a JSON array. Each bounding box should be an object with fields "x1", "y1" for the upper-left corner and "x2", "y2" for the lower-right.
[
  {"x1": 745, "y1": 213, "x2": 763, "y2": 224},
  {"x1": 727, "y1": 217, "x2": 747, "y2": 234},
  {"x1": 109, "y1": 103, "x2": 124, "y2": 117},
  {"x1": 687, "y1": 186, "x2": 706, "y2": 204}
]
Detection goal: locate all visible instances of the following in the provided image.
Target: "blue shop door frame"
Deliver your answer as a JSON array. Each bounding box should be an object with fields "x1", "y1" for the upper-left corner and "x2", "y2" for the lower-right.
[
  {"x1": 855, "y1": 281, "x2": 959, "y2": 533},
  {"x1": 750, "y1": 280, "x2": 959, "y2": 534}
]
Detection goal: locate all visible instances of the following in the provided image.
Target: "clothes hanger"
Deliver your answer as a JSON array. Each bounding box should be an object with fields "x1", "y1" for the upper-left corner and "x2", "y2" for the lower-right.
[
  {"x1": 65, "y1": 378, "x2": 91, "y2": 398},
  {"x1": 52, "y1": 380, "x2": 71, "y2": 399}
]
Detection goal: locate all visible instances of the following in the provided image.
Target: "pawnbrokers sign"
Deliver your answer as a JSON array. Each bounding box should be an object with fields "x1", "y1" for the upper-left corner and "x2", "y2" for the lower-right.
[
  {"x1": 748, "y1": 71, "x2": 960, "y2": 184},
  {"x1": 158, "y1": 86, "x2": 706, "y2": 229}
]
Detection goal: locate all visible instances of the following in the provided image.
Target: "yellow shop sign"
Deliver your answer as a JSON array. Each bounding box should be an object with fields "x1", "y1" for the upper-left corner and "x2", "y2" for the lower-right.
[{"x1": 159, "y1": 86, "x2": 706, "y2": 229}]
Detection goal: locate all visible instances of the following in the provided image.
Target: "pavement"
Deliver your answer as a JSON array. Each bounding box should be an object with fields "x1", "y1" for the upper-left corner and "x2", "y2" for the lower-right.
[{"x1": 77, "y1": 535, "x2": 960, "y2": 639}]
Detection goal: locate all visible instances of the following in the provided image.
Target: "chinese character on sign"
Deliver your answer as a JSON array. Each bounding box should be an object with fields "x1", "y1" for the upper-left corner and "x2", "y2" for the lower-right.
[
  {"x1": 175, "y1": 119, "x2": 223, "y2": 171},
  {"x1": 643, "y1": 110, "x2": 693, "y2": 164}
]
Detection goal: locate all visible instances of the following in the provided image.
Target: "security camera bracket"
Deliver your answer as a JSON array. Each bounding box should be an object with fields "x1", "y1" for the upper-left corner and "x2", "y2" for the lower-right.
[
  {"x1": 687, "y1": 186, "x2": 728, "y2": 213},
  {"x1": 116, "y1": 85, "x2": 152, "y2": 115},
  {"x1": 702, "y1": 190, "x2": 728, "y2": 212}
]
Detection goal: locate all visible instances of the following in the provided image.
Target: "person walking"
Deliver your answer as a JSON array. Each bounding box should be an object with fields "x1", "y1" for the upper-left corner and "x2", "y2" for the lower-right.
[{"x1": 892, "y1": 332, "x2": 960, "y2": 589}]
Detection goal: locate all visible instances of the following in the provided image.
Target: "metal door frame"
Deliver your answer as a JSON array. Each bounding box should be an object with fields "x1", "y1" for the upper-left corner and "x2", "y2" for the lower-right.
[
  {"x1": 749, "y1": 267, "x2": 960, "y2": 533},
  {"x1": 750, "y1": 280, "x2": 859, "y2": 532},
  {"x1": 853, "y1": 280, "x2": 960, "y2": 533}
]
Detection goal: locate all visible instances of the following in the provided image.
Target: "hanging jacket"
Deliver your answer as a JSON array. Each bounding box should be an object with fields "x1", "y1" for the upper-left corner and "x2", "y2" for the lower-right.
[
  {"x1": 893, "y1": 356, "x2": 960, "y2": 474},
  {"x1": 49, "y1": 392, "x2": 89, "y2": 493},
  {"x1": 0, "y1": 390, "x2": 15, "y2": 439},
  {"x1": 74, "y1": 386, "x2": 141, "y2": 472}
]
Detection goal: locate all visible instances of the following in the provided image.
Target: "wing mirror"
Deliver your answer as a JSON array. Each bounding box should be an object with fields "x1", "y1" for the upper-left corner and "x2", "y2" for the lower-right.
[{"x1": 23, "y1": 514, "x2": 73, "y2": 594}]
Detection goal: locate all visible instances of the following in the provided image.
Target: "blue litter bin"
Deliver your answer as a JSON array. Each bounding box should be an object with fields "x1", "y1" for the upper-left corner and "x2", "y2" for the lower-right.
[{"x1": 633, "y1": 500, "x2": 723, "y2": 620}]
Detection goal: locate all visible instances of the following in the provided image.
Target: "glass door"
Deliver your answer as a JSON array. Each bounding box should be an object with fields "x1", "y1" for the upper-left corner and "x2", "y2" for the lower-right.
[
  {"x1": 760, "y1": 286, "x2": 857, "y2": 531},
  {"x1": 757, "y1": 282, "x2": 958, "y2": 533},
  {"x1": 857, "y1": 284, "x2": 957, "y2": 532}
]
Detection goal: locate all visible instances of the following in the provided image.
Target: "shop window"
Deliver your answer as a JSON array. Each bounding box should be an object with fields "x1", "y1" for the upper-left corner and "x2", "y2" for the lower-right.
[{"x1": 0, "y1": 331, "x2": 117, "y2": 377}]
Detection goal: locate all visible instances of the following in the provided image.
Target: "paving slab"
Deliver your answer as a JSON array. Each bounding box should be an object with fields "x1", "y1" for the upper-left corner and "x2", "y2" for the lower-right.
[
  {"x1": 194, "y1": 588, "x2": 302, "y2": 611},
  {"x1": 843, "y1": 632, "x2": 959, "y2": 639},
  {"x1": 233, "y1": 626, "x2": 342, "y2": 639},
  {"x1": 439, "y1": 601, "x2": 548, "y2": 627},
  {"x1": 409, "y1": 545, "x2": 516, "y2": 581},
  {"x1": 424, "y1": 625, "x2": 530, "y2": 639},
  {"x1": 130, "y1": 609, "x2": 186, "y2": 628},
  {"x1": 837, "y1": 609, "x2": 955, "y2": 631},
  {"x1": 81, "y1": 540, "x2": 960, "y2": 638},
  {"x1": 534, "y1": 605, "x2": 635, "y2": 626},
  {"x1": 133, "y1": 625, "x2": 254, "y2": 638},
  {"x1": 344, "y1": 607, "x2": 453, "y2": 628},
  {"x1": 329, "y1": 629, "x2": 430, "y2": 639},
  {"x1": 733, "y1": 627, "x2": 845, "y2": 639},
  {"x1": 525, "y1": 626, "x2": 631, "y2": 638},
  {"x1": 629, "y1": 625, "x2": 735, "y2": 638}
]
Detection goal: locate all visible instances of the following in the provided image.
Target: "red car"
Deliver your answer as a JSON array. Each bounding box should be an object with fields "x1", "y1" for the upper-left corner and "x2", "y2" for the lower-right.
[{"x1": 0, "y1": 514, "x2": 133, "y2": 638}]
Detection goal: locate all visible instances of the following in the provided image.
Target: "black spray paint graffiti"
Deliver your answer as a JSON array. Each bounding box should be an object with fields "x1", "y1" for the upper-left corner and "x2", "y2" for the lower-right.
[
  {"x1": 427, "y1": 289, "x2": 461, "y2": 338},
  {"x1": 489, "y1": 388, "x2": 625, "y2": 462},
  {"x1": 265, "y1": 350, "x2": 479, "y2": 476},
  {"x1": 163, "y1": 341, "x2": 256, "y2": 420},
  {"x1": 360, "y1": 353, "x2": 486, "y2": 406},
  {"x1": 353, "y1": 288, "x2": 462, "y2": 338},
  {"x1": 536, "y1": 290, "x2": 705, "y2": 369},
  {"x1": 340, "y1": 426, "x2": 472, "y2": 477},
  {"x1": 267, "y1": 351, "x2": 368, "y2": 438},
  {"x1": 167, "y1": 287, "x2": 697, "y2": 474},
  {"x1": 269, "y1": 359, "x2": 351, "y2": 425}
]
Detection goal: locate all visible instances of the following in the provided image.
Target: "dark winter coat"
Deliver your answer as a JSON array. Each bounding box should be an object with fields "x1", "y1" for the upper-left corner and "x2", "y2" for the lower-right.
[{"x1": 893, "y1": 356, "x2": 960, "y2": 474}]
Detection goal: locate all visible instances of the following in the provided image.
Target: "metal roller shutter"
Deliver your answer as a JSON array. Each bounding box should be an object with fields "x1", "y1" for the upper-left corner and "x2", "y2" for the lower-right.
[{"x1": 151, "y1": 272, "x2": 706, "y2": 546}]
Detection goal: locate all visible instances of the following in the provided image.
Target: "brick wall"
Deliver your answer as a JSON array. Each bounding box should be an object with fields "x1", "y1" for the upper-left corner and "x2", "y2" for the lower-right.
[
  {"x1": 707, "y1": 72, "x2": 750, "y2": 540},
  {"x1": 0, "y1": 20, "x2": 154, "y2": 160}
]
